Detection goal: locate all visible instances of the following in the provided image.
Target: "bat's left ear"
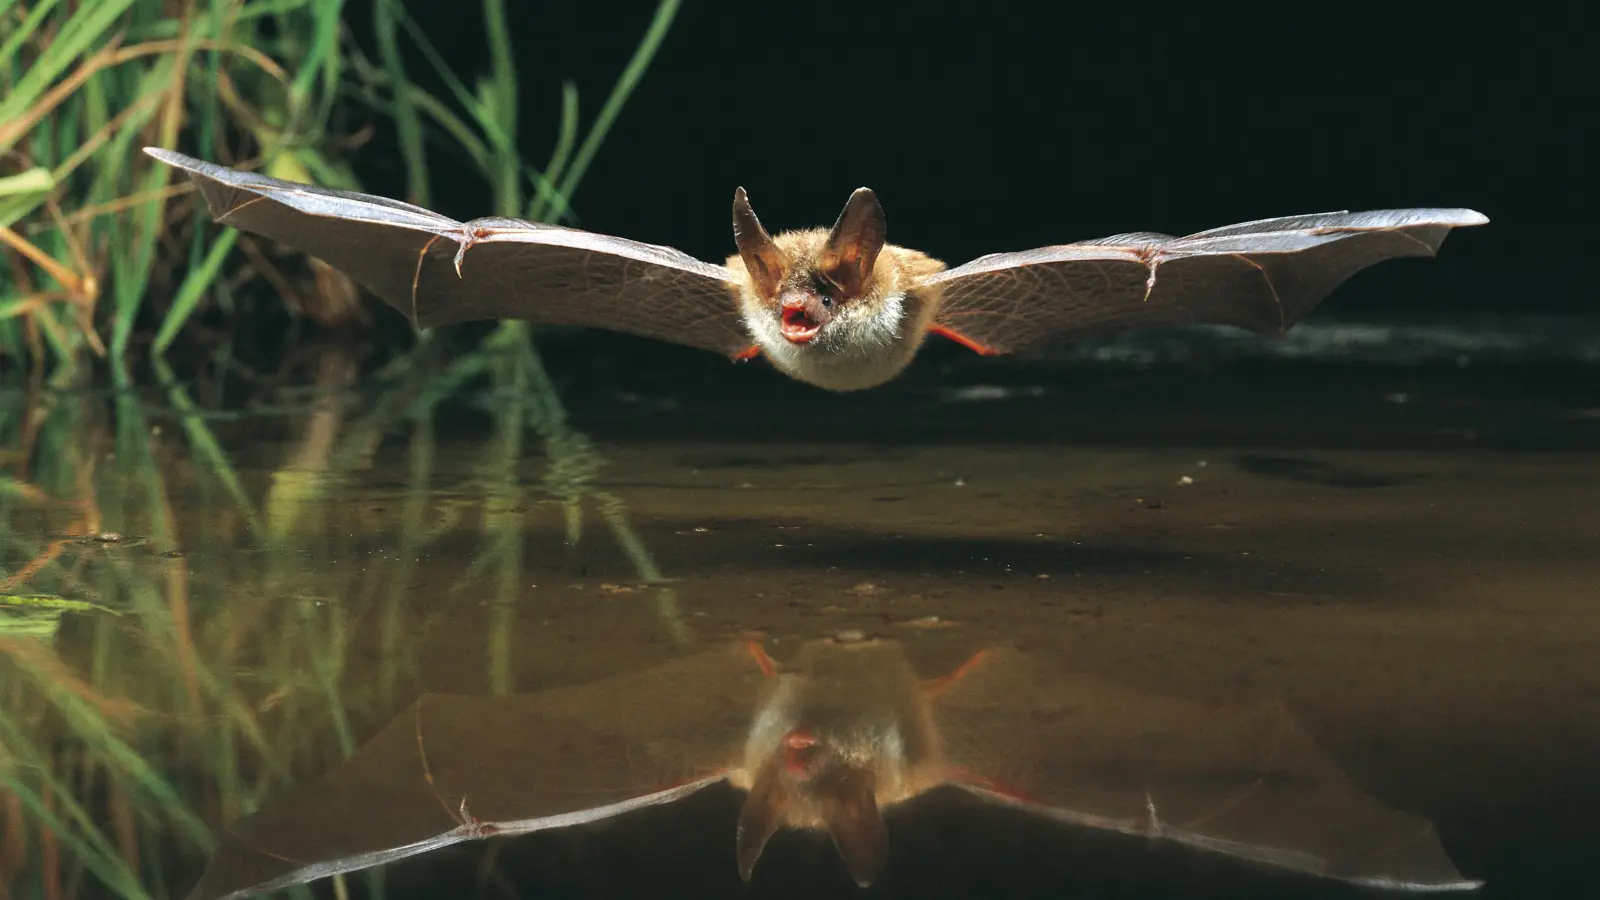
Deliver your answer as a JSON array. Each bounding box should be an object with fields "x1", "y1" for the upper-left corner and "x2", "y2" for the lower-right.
[
  {"x1": 735, "y1": 758, "x2": 788, "y2": 882},
  {"x1": 819, "y1": 188, "x2": 886, "y2": 299},
  {"x1": 733, "y1": 187, "x2": 787, "y2": 299}
]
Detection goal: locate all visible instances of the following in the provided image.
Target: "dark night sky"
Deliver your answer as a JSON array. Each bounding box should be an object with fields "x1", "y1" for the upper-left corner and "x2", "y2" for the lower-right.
[{"x1": 349, "y1": 2, "x2": 1586, "y2": 319}]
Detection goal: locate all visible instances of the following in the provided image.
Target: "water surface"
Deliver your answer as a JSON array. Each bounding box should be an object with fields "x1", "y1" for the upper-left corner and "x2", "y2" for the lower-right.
[{"x1": 3, "y1": 337, "x2": 1596, "y2": 899}]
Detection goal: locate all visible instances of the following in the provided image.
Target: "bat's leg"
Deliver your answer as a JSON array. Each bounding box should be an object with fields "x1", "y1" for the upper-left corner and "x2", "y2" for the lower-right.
[
  {"x1": 925, "y1": 652, "x2": 1046, "y2": 803},
  {"x1": 943, "y1": 766, "x2": 1045, "y2": 805},
  {"x1": 919, "y1": 649, "x2": 991, "y2": 698},
  {"x1": 926, "y1": 323, "x2": 1001, "y2": 356},
  {"x1": 651, "y1": 768, "x2": 735, "y2": 792},
  {"x1": 732, "y1": 344, "x2": 763, "y2": 361},
  {"x1": 742, "y1": 637, "x2": 779, "y2": 677}
]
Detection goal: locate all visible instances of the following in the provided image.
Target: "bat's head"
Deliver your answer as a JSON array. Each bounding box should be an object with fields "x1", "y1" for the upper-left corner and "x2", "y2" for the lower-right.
[
  {"x1": 735, "y1": 724, "x2": 891, "y2": 888},
  {"x1": 728, "y1": 187, "x2": 949, "y2": 393},
  {"x1": 733, "y1": 637, "x2": 942, "y2": 887},
  {"x1": 731, "y1": 186, "x2": 887, "y2": 347}
]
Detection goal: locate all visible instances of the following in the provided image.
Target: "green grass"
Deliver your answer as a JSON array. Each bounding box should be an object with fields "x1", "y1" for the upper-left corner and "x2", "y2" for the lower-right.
[
  {"x1": 0, "y1": 0, "x2": 683, "y2": 378},
  {"x1": 0, "y1": 2, "x2": 689, "y2": 898},
  {"x1": 1, "y1": 0, "x2": 325, "y2": 375}
]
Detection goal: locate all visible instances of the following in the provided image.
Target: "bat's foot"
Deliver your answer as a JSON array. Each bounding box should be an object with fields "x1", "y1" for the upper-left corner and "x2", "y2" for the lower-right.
[
  {"x1": 741, "y1": 636, "x2": 779, "y2": 677},
  {"x1": 921, "y1": 649, "x2": 991, "y2": 698},
  {"x1": 926, "y1": 323, "x2": 1000, "y2": 356}
]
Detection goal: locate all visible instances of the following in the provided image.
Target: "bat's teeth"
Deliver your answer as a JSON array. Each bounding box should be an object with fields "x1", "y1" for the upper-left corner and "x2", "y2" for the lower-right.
[{"x1": 780, "y1": 306, "x2": 822, "y2": 343}]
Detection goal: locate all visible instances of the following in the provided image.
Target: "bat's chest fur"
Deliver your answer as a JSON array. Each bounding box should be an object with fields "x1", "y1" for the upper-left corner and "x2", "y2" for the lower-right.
[
  {"x1": 736, "y1": 671, "x2": 941, "y2": 823},
  {"x1": 742, "y1": 289, "x2": 940, "y2": 392}
]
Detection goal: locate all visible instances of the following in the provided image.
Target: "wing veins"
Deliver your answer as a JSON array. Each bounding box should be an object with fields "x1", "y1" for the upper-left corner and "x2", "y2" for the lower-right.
[
  {"x1": 1231, "y1": 253, "x2": 1285, "y2": 332},
  {"x1": 217, "y1": 194, "x2": 270, "y2": 224},
  {"x1": 412, "y1": 235, "x2": 443, "y2": 325}
]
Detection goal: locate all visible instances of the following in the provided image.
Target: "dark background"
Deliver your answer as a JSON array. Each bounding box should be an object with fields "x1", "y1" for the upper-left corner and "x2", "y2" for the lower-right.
[
  {"x1": 340, "y1": 1, "x2": 1584, "y2": 324},
  {"x1": 155, "y1": 8, "x2": 1595, "y2": 900}
]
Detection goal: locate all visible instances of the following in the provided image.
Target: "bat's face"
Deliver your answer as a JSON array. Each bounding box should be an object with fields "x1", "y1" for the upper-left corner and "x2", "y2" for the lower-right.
[
  {"x1": 727, "y1": 189, "x2": 947, "y2": 392},
  {"x1": 733, "y1": 637, "x2": 944, "y2": 886}
]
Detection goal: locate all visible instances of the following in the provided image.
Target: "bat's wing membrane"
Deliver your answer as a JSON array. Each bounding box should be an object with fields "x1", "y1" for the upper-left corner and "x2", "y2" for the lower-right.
[
  {"x1": 186, "y1": 643, "x2": 768, "y2": 900},
  {"x1": 145, "y1": 148, "x2": 752, "y2": 356},
  {"x1": 922, "y1": 209, "x2": 1488, "y2": 354},
  {"x1": 930, "y1": 649, "x2": 1481, "y2": 892}
]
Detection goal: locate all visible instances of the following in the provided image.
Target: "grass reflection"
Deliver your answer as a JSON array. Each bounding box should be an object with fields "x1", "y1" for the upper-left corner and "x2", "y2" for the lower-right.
[
  {"x1": 3, "y1": 0, "x2": 688, "y2": 892},
  {"x1": 0, "y1": 335, "x2": 689, "y2": 898}
]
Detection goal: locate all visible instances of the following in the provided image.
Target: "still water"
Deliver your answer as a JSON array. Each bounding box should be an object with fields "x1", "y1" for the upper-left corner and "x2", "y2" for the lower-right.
[{"x1": 2, "y1": 334, "x2": 1596, "y2": 900}]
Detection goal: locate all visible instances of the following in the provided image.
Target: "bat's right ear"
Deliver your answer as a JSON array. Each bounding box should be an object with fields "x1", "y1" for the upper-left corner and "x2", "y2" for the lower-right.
[
  {"x1": 820, "y1": 766, "x2": 889, "y2": 888},
  {"x1": 735, "y1": 757, "x2": 788, "y2": 882},
  {"x1": 732, "y1": 187, "x2": 786, "y2": 299},
  {"x1": 819, "y1": 188, "x2": 886, "y2": 299}
]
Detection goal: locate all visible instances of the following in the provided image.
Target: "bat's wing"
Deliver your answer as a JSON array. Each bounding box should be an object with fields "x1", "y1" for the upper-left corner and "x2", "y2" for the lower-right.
[
  {"x1": 185, "y1": 642, "x2": 769, "y2": 900},
  {"x1": 928, "y1": 649, "x2": 1481, "y2": 892},
  {"x1": 144, "y1": 148, "x2": 752, "y2": 356},
  {"x1": 921, "y1": 209, "x2": 1488, "y2": 354}
]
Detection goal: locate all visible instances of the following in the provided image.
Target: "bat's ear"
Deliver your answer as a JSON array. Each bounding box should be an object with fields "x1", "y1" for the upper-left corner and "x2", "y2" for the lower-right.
[
  {"x1": 732, "y1": 187, "x2": 786, "y2": 299},
  {"x1": 820, "y1": 766, "x2": 889, "y2": 888},
  {"x1": 819, "y1": 188, "x2": 886, "y2": 299},
  {"x1": 735, "y1": 758, "x2": 788, "y2": 882}
]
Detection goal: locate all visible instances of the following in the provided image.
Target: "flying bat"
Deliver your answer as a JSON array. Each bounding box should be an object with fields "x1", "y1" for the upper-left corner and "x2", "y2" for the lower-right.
[
  {"x1": 182, "y1": 634, "x2": 1481, "y2": 899},
  {"x1": 144, "y1": 147, "x2": 1488, "y2": 391}
]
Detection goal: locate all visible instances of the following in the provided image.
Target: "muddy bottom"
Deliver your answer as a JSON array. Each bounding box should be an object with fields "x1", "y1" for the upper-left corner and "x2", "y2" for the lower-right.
[{"x1": 4, "y1": 351, "x2": 1596, "y2": 900}]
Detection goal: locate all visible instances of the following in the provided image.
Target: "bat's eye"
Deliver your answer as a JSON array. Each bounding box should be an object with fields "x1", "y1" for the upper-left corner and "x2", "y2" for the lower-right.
[{"x1": 811, "y1": 273, "x2": 835, "y2": 308}]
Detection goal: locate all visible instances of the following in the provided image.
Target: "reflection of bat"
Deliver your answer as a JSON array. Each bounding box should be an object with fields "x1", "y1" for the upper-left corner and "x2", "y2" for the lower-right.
[
  {"x1": 184, "y1": 635, "x2": 1480, "y2": 899},
  {"x1": 145, "y1": 148, "x2": 1487, "y2": 391}
]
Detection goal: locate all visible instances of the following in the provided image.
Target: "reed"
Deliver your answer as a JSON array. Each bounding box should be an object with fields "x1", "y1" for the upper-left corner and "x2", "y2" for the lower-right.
[
  {"x1": 0, "y1": 0, "x2": 347, "y2": 377},
  {"x1": 0, "y1": 349, "x2": 693, "y2": 898},
  {"x1": 0, "y1": 0, "x2": 682, "y2": 377},
  {"x1": 1, "y1": 2, "x2": 688, "y2": 897}
]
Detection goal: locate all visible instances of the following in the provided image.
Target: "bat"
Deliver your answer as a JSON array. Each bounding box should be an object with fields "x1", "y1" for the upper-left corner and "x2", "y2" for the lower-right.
[
  {"x1": 182, "y1": 634, "x2": 1482, "y2": 899},
  {"x1": 144, "y1": 147, "x2": 1488, "y2": 391}
]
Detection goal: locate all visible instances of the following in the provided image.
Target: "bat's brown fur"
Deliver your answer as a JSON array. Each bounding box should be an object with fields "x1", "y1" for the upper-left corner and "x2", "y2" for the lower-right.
[
  {"x1": 144, "y1": 147, "x2": 1488, "y2": 395},
  {"x1": 726, "y1": 228, "x2": 948, "y2": 391}
]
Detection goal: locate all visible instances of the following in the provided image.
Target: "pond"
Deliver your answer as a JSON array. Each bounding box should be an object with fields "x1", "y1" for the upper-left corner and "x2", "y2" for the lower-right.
[{"x1": 2, "y1": 334, "x2": 1596, "y2": 899}]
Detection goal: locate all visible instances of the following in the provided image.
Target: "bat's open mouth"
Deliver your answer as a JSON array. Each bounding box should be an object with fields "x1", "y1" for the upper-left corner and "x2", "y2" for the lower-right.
[
  {"x1": 780, "y1": 307, "x2": 821, "y2": 343},
  {"x1": 781, "y1": 729, "x2": 820, "y2": 776}
]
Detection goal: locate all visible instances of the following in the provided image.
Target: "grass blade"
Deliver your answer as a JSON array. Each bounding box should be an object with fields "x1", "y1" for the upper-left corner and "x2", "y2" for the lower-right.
[
  {"x1": 553, "y1": 0, "x2": 681, "y2": 204},
  {"x1": 151, "y1": 228, "x2": 238, "y2": 356}
]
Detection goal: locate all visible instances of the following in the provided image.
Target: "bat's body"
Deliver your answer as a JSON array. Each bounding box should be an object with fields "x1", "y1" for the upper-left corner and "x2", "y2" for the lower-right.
[
  {"x1": 183, "y1": 635, "x2": 1482, "y2": 900},
  {"x1": 728, "y1": 224, "x2": 946, "y2": 391},
  {"x1": 144, "y1": 148, "x2": 1487, "y2": 391},
  {"x1": 732, "y1": 636, "x2": 947, "y2": 884}
]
